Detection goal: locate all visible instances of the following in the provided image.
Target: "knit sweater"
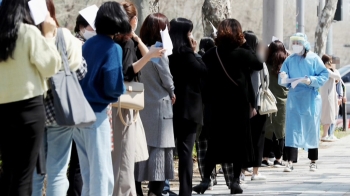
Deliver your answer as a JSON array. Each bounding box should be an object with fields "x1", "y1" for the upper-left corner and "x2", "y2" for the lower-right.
[
  {"x1": 0, "y1": 23, "x2": 62, "y2": 104},
  {"x1": 80, "y1": 34, "x2": 125, "y2": 112}
]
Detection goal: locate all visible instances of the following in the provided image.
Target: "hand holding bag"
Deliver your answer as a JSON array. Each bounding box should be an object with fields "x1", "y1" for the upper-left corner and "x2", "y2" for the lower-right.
[
  {"x1": 49, "y1": 28, "x2": 96, "y2": 127},
  {"x1": 216, "y1": 47, "x2": 256, "y2": 118},
  {"x1": 258, "y1": 66, "x2": 278, "y2": 116},
  {"x1": 112, "y1": 81, "x2": 144, "y2": 126}
]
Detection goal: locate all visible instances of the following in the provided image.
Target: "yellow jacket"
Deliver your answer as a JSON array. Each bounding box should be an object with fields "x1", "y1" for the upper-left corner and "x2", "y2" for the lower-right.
[{"x1": 0, "y1": 23, "x2": 82, "y2": 104}]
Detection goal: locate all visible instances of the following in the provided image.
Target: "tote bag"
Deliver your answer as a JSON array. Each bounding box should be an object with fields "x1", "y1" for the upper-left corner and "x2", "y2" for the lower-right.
[{"x1": 49, "y1": 28, "x2": 96, "y2": 127}]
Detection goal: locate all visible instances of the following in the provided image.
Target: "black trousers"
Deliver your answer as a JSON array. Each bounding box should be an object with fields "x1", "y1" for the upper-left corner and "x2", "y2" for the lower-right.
[
  {"x1": 284, "y1": 147, "x2": 318, "y2": 162},
  {"x1": 174, "y1": 118, "x2": 197, "y2": 196},
  {"x1": 263, "y1": 134, "x2": 285, "y2": 160},
  {"x1": 67, "y1": 141, "x2": 83, "y2": 196},
  {"x1": 0, "y1": 96, "x2": 45, "y2": 196},
  {"x1": 247, "y1": 113, "x2": 267, "y2": 167}
]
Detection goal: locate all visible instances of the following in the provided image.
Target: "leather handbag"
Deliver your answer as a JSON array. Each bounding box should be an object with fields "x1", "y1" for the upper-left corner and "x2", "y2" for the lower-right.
[
  {"x1": 49, "y1": 28, "x2": 96, "y2": 127},
  {"x1": 216, "y1": 47, "x2": 257, "y2": 118},
  {"x1": 112, "y1": 81, "x2": 144, "y2": 126},
  {"x1": 258, "y1": 66, "x2": 278, "y2": 116}
]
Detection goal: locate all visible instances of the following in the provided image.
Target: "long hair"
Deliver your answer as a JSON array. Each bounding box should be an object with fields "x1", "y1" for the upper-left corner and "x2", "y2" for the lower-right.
[
  {"x1": 266, "y1": 40, "x2": 288, "y2": 76},
  {"x1": 46, "y1": 0, "x2": 59, "y2": 26},
  {"x1": 169, "y1": 18, "x2": 193, "y2": 54},
  {"x1": 0, "y1": 0, "x2": 34, "y2": 62},
  {"x1": 140, "y1": 13, "x2": 170, "y2": 46}
]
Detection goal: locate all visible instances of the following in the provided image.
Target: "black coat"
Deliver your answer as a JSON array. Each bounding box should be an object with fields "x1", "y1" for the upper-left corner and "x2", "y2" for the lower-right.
[
  {"x1": 202, "y1": 43, "x2": 263, "y2": 163},
  {"x1": 168, "y1": 50, "x2": 207, "y2": 125}
]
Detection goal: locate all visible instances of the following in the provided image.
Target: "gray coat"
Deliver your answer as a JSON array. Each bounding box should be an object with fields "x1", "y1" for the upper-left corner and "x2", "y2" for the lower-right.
[{"x1": 139, "y1": 56, "x2": 175, "y2": 148}]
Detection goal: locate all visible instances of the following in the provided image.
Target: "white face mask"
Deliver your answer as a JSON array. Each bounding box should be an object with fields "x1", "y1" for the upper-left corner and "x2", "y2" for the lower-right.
[
  {"x1": 292, "y1": 45, "x2": 304, "y2": 54},
  {"x1": 83, "y1": 29, "x2": 96, "y2": 40}
]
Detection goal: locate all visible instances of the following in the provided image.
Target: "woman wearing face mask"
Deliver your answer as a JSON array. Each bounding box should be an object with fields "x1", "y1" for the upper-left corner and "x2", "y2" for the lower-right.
[
  {"x1": 74, "y1": 14, "x2": 96, "y2": 41},
  {"x1": 242, "y1": 31, "x2": 269, "y2": 181},
  {"x1": 111, "y1": 2, "x2": 166, "y2": 196},
  {"x1": 279, "y1": 33, "x2": 328, "y2": 172},
  {"x1": 63, "y1": 11, "x2": 97, "y2": 196}
]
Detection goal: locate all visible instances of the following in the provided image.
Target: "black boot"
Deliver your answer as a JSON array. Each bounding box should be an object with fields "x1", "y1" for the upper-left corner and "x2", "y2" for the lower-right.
[
  {"x1": 230, "y1": 178, "x2": 243, "y2": 194},
  {"x1": 192, "y1": 178, "x2": 211, "y2": 194}
]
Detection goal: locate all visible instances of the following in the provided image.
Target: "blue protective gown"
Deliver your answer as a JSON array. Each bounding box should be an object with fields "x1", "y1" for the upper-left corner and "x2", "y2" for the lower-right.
[{"x1": 279, "y1": 52, "x2": 329, "y2": 149}]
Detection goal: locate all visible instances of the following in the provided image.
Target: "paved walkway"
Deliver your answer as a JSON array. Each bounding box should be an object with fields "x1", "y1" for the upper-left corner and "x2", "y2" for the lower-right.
[{"x1": 172, "y1": 134, "x2": 350, "y2": 195}]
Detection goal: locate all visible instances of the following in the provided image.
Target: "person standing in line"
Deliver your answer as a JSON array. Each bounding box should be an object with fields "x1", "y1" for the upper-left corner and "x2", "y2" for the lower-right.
[
  {"x1": 168, "y1": 17, "x2": 207, "y2": 196},
  {"x1": 193, "y1": 19, "x2": 263, "y2": 195},
  {"x1": 262, "y1": 40, "x2": 289, "y2": 168},
  {"x1": 193, "y1": 37, "x2": 235, "y2": 191},
  {"x1": 134, "y1": 13, "x2": 176, "y2": 196},
  {"x1": 31, "y1": 2, "x2": 89, "y2": 195},
  {"x1": 66, "y1": 13, "x2": 96, "y2": 196},
  {"x1": 242, "y1": 31, "x2": 268, "y2": 181},
  {"x1": 0, "y1": 0, "x2": 61, "y2": 195},
  {"x1": 112, "y1": 2, "x2": 166, "y2": 196},
  {"x1": 279, "y1": 33, "x2": 329, "y2": 172},
  {"x1": 327, "y1": 80, "x2": 346, "y2": 141},
  {"x1": 320, "y1": 54, "x2": 341, "y2": 142},
  {"x1": 74, "y1": 2, "x2": 132, "y2": 195}
]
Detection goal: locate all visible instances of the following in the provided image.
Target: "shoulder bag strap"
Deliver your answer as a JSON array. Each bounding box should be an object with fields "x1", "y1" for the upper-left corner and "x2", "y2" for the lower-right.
[
  {"x1": 56, "y1": 28, "x2": 71, "y2": 76},
  {"x1": 260, "y1": 68, "x2": 266, "y2": 91},
  {"x1": 216, "y1": 47, "x2": 238, "y2": 86}
]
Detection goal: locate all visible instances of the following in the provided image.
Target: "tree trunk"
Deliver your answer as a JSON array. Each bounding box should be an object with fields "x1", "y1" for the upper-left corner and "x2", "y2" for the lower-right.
[
  {"x1": 202, "y1": 0, "x2": 231, "y2": 37},
  {"x1": 149, "y1": 0, "x2": 160, "y2": 14},
  {"x1": 314, "y1": 0, "x2": 338, "y2": 56},
  {"x1": 131, "y1": 0, "x2": 159, "y2": 34}
]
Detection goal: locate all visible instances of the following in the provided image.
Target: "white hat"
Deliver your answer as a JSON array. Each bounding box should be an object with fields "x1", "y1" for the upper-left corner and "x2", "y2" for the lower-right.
[{"x1": 79, "y1": 5, "x2": 98, "y2": 30}]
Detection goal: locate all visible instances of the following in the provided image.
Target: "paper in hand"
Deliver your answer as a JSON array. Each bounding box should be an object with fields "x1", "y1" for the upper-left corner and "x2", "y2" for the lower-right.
[
  {"x1": 291, "y1": 76, "x2": 308, "y2": 89},
  {"x1": 209, "y1": 21, "x2": 218, "y2": 35},
  {"x1": 160, "y1": 25, "x2": 173, "y2": 56},
  {"x1": 79, "y1": 5, "x2": 99, "y2": 30},
  {"x1": 28, "y1": 0, "x2": 48, "y2": 25}
]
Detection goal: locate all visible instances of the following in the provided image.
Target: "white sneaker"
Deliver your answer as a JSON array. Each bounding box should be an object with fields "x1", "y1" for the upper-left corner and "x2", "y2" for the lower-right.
[
  {"x1": 321, "y1": 136, "x2": 331, "y2": 142},
  {"x1": 283, "y1": 163, "x2": 294, "y2": 172},
  {"x1": 328, "y1": 135, "x2": 339, "y2": 141},
  {"x1": 251, "y1": 173, "x2": 267, "y2": 181},
  {"x1": 310, "y1": 162, "x2": 317, "y2": 171},
  {"x1": 268, "y1": 157, "x2": 276, "y2": 163}
]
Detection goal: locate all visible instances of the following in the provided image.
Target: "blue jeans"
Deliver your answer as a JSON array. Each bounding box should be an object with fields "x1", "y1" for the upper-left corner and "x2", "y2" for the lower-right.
[
  {"x1": 32, "y1": 125, "x2": 74, "y2": 196},
  {"x1": 328, "y1": 123, "x2": 335, "y2": 136},
  {"x1": 163, "y1": 179, "x2": 170, "y2": 191},
  {"x1": 32, "y1": 109, "x2": 114, "y2": 196}
]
